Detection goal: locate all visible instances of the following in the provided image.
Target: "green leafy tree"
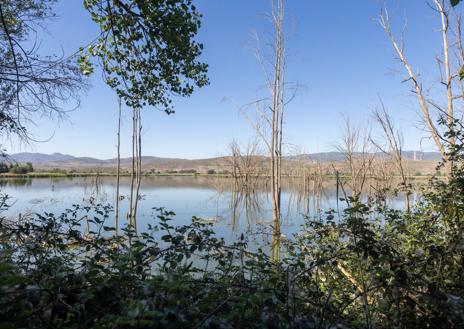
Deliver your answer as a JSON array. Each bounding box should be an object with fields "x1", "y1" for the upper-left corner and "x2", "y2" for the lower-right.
[
  {"x1": 0, "y1": 163, "x2": 8, "y2": 173},
  {"x1": 80, "y1": 0, "x2": 209, "y2": 112},
  {"x1": 80, "y1": 0, "x2": 209, "y2": 226},
  {"x1": 25, "y1": 162, "x2": 33, "y2": 173}
]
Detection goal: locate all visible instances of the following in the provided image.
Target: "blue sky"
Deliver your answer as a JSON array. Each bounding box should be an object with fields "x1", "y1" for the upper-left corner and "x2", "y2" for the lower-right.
[{"x1": 6, "y1": 0, "x2": 449, "y2": 159}]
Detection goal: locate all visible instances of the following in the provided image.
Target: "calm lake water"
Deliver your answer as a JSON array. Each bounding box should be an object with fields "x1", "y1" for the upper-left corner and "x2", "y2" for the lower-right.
[{"x1": 0, "y1": 176, "x2": 415, "y2": 246}]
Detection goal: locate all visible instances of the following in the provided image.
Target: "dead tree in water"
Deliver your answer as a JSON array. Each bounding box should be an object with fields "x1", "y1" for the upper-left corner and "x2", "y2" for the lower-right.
[
  {"x1": 269, "y1": 0, "x2": 285, "y2": 262},
  {"x1": 237, "y1": 0, "x2": 299, "y2": 260},
  {"x1": 369, "y1": 154, "x2": 395, "y2": 207},
  {"x1": 372, "y1": 101, "x2": 411, "y2": 213},
  {"x1": 247, "y1": 0, "x2": 289, "y2": 261},
  {"x1": 228, "y1": 139, "x2": 262, "y2": 190},
  {"x1": 336, "y1": 116, "x2": 375, "y2": 198},
  {"x1": 294, "y1": 157, "x2": 325, "y2": 218}
]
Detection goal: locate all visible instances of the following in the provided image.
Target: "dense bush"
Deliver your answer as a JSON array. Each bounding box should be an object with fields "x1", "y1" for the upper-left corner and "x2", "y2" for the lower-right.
[
  {"x1": 0, "y1": 204, "x2": 295, "y2": 328},
  {"x1": 8, "y1": 162, "x2": 33, "y2": 174},
  {"x1": 179, "y1": 169, "x2": 197, "y2": 174},
  {"x1": 50, "y1": 167, "x2": 67, "y2": 174},
  {"x1": 0, "y1": 163, "x2": 8, "y2": 174}
]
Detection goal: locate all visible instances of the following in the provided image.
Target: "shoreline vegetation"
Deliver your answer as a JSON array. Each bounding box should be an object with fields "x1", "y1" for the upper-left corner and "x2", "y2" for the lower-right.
[{"x1": 0, "y1": 171, "x2": 439, "y2": 179}]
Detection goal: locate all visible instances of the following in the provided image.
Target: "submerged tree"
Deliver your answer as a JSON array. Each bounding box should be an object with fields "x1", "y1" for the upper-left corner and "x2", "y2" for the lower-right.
[
  {"x1": 372, "y1": 100, "x2": 411, "y2": 213},
  {"x1": 241, "y1": 0, "x2": 297, "y2": 261},
  {"x1": 335, "y1": 115, "x2": 374, "y2": 198},
  {"x1": 228, "y1": 138, "x2": 263, "y2": 190},
  {"x1": 0, "y1": 0, "x2": 86, "y2": 141},
  {"x1": 81, "y1": 0, "x2": 209, "y2": 227}
]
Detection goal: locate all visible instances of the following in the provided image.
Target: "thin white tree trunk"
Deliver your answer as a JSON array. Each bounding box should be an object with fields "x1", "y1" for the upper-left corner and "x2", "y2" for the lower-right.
[
  {"x1": 379, "y1": 11, "x2": 446, "y2": 159},
  {"x1": 270, "y1": 0, "x2": 284, "y2": 262},
  {"x1": 436, "y1": 0, "x2": 455, "y2": 173},
  {"x1": 128, "y1": 108, "x2": 136, "y2": 227},
  {"x1": 115, "y1": 98, "x2": 121, "y2": 235},
  {"x1": 379, "y1": 4, "x2": 457, "y2": 176},
  {"x1": 133, "y1": 108, "x2": 142, "y2": 232}
]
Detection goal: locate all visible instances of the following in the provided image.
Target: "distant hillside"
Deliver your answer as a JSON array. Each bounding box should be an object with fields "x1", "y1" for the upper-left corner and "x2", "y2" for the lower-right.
[
  {"x1": 10, "y1": 151, "x2": 441, "y2": 165},
  {"x1": 4, "y1": 151, "x2": 442, "y2": 176},
  {"x1": 9, "y1": 152, "x2": 76, "y2": 164},
  {"x1": 289, "y1": 151, "x2": 441, "y2": 162}
]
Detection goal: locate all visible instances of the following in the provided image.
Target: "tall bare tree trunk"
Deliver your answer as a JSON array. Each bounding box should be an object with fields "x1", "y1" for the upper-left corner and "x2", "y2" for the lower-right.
[
  {"x1": 133, "y1": 108, "x2": 142, "y2": 232},
  {"x1": 128, "y1": 108, "x2": 136, "y2": 227},
  {"x1": 436, "y1": 0, "x2": 455, "y2": 173},
  {"x1": 379, "y1": 1, "x2": 457, "y2": 176},
  {"x1": 115, "y1": 98, "x2": 122, "y2": 235},
  {"x1": 270, "y1": 0, "x2": 285, "y2": 262},
  {"x1": 242, "y1": 0, "x2": 292, "y2": 261},
  {"x1": 134, "y1": 108, "x2": 139, "y2": 230}
]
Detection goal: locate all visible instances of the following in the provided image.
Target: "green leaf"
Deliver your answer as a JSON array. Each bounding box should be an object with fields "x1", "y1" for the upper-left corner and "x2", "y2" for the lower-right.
[
  {"x1": 451, "y1": 0, "x2": 461, "y2": 7},
  {"x1": 460, "y1": 65, "x2": 464, "y2": 80}
]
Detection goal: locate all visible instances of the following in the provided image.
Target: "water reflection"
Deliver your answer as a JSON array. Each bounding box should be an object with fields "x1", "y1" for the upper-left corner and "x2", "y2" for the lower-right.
[
  {"x1": 0, "y1": 178, "x2": 33, "y2": 187},
  {"x1": 0, "y1": 176, "x2": 420, "y2": 240}
]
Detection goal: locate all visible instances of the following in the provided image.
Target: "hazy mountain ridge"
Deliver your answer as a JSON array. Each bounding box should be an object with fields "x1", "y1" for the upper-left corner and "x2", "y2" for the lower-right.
[
  {"x1": 7, "y1": 153, "x2": 180, "y2": 165},
  {"x1": 9, "y1": 152, "x2": 76, "y2": 164},
  {"x1": 288, "y1": 151, "x2": 441, "y2": 162},
  {"x1": 7, "y1": 151, "x2": 441, "y2": 169}
]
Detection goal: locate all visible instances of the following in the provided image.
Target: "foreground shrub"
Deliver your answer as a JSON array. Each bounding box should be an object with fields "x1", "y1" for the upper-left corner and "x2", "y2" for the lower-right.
[{"x1": 0, "y1": 203, "x2": 305, "y2": 328}]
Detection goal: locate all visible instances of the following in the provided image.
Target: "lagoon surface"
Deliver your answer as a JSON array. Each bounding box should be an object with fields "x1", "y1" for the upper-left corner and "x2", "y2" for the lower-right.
[{"x1": 0, "y1": 176, "x2": 414, "y2": 246}]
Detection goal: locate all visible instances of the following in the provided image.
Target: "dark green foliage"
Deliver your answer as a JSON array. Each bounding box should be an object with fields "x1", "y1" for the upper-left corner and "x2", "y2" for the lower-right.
[
  {"x1": 0, "y1": 204, "x2": 299, "y2": 328},
  {"x1": 8, "y1": 162, "x2": 33, "y2": 174},
  {"x1": 80, "y1": 0, "x2": 209, "y2": 113},
  {"x1": 452, "y1": 0, "x2": 462, "y2": 7},
  {"x1": 25, "y1": 162, "x2": 33, "y2": 173},
  {"x1": 179, "y1": 169, "x2": 197, "y2": 174},
  {"x1": 286, "y1": 190, "x2": 464, "y2": 328}
]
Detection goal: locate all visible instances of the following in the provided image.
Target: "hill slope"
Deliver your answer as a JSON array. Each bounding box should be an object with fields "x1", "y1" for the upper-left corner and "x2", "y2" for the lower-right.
[{"x1": 5, "y1": 151, "x2": 442, "y2": 175}]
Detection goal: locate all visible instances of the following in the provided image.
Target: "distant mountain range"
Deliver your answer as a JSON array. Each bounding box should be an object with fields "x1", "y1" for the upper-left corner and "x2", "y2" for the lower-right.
[
  {"x1": 288, "y1": 151, "x2": 441, "y2": 162},
  {"x1": 8, "y1": 152, "x2": 174, "y2": 166},
  {"x1": 5, "y1": 151, "x2": 442, "y2": 172},
  {"x1": 6, "y1": 152, "x2": 224, "y2": 171}
]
